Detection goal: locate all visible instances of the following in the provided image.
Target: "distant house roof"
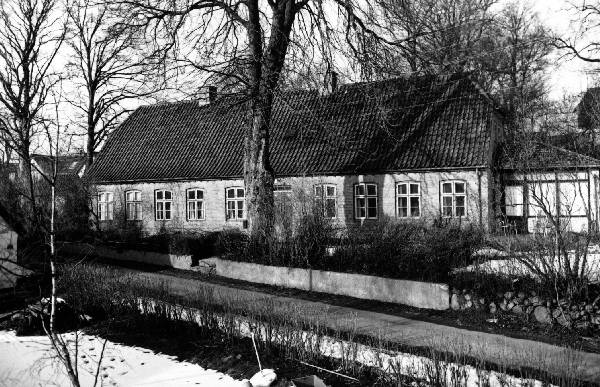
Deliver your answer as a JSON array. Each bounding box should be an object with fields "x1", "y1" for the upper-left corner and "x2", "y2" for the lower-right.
[
  {"x1": 500, "y1": 141, "x2": 600, "y2": 170},
  {"x1": 32, "y1": 154, "x2": 87, "y2": 178},
  {"x1": 90, "y1": 74, "x2": 504, "y2": 183},
  {"x1": 0, "y1": 202, "x2": 23, "y2": 235}
]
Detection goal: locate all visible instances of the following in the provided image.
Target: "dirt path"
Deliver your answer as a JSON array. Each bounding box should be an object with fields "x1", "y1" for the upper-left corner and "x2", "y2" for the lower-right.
[{"x1": 104, "y1": 263, "x2": 600, "y2": 384}]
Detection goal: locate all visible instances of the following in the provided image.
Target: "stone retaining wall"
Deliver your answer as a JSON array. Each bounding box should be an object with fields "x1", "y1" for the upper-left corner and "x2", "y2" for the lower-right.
[
  {"x1": 60, "y1": 242, "x2": 449, "y2": 310},
  {"x1": 201, "y1": 257, "x2": 449, "y2": 310},
  {"x1": 59, "y1": 242, "x2": 193, "y2": 270}
]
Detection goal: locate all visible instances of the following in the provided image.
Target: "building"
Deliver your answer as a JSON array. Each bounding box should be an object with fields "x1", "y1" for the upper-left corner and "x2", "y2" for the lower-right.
[
  {"x1": 0, "y1": 202, "x2": 22, "y2": 289},
  {"x1": 88, "y1": 74, "x2": 600, "y2": 235}
]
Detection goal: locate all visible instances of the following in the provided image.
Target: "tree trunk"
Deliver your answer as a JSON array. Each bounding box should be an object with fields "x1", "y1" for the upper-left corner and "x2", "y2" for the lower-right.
[{"x1": 244, "y1": 92, "x2": 275, "y2": 237}]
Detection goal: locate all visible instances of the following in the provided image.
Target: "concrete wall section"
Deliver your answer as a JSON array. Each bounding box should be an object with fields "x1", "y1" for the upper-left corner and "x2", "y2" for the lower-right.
[{"x1": 203, "y1": 257, "x2": 449, "y2": 310}]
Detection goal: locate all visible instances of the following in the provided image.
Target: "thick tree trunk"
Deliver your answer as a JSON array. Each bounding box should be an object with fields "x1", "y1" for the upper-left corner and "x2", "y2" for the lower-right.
[
  {"x1": 243, "y1": 0, "x2": 295, "y2": 237},
  {"x1": 244, "y1": 92, "x2": 275, "y2": 237}
]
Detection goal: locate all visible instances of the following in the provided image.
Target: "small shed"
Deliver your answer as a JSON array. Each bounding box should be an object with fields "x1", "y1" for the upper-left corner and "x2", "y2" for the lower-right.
[{"x1": 0, "y1": 203, "x2": 22, "y2": 289}]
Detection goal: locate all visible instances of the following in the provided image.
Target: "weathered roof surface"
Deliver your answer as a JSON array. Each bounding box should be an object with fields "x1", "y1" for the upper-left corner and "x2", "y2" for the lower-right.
[
  {"x1": 500, "y1": 141, "x2": 600, "y2": 170},
  {"x1": 90, "y1": 74, "x2": 502, "y2": 183},
  {"x1": 32, "y1": 154, "x2": 87, "y2": 177},
  {"x1": 0, "y1": 202, "x2": 23, "y2": 235}
]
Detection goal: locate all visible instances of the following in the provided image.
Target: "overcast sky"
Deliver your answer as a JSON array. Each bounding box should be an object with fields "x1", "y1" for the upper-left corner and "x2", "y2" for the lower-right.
[{"x1": 529, "y1": 0, "x2": 597, "y2": 99}]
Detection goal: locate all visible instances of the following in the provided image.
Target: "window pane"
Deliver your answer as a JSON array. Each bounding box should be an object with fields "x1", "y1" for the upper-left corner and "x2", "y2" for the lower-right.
[
  {"x1": 442, "y1": 183, "x2": 452, "y2": 193},
  {"x1": 135, "y1": 204, "x2": 142, "y2": 220},
  {"x1": 135, "y1": 192, "x2": 141, "y2": 201},
  {"x1": 315, "y1": 185, "x2": 323, "y2": 197},
  {"x1": 355, "y1": 184, "x2": 365, "y2": 196},
  {"x1": 398, "y1": 184, "x2": 407, "y2": 195},
  {"x1": 455, "y1": 182, "x2": 465, "y2": 194},
  {"x1": 456, "y1": 196, "x2": 465, "y2": 207},
  {"x1": 156, "y1": 191, "x2": 163, "y2": 200},
  {"x1": 188, "y1": 190, "x2": 195, "y2": 200},
  {"x1": 197, "y1": 202, "x2": 203, "y2": 219},
  {"x1": 237, "y1": 188, "x2": 244, "y2": 198},
  {"x1": 442, "y1": 196, "x2": 453, "y2": 216},
  {"x1": 366, "y1": 184, "x2": 377, "y2": 196},
  {"x1": 197, "y1": 190, "x2": 203, "y2": 199},
  {"x1": 126, "y1": 192, "x2": 132, "y2": 201},
  {"x1": 456, "y1": 206, "x2": 465, "y2": 217},
  {"x1": 326, "y1": 186, "x2": 335, "y2": 197},
  {"x1": 356, "y1": 197, "x2": 365, "y2": 218},
  {"x1": 99, "y1": 193, "x2": 105, "y2": 201},
  {"x1": 165, "y1": 191, "x2": 172, "y2": 200},
  {"x1": 367, "y1": 197, "x2": 377, "y2": 218},
  {"x1": 410, "y1": 197, "x2": 420, "y2": 217},
  {"x1": 227, "y1": 189, "x2": 234, "y2": 198},
  {"x1": 410, "y1": 184, "x2": 419, "y2": 194},
  {"x1": 398, "y1": 197, "x2": 407, "y2": 217}
]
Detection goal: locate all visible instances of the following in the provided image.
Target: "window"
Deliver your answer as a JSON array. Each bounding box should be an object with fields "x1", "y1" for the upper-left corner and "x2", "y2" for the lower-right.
[
  {"x1": 226, "y1": 187, "x2": 245, "y2": 220},
  {"x1": 126, "y1": 191, "x2": 142, "y2": 220},
  {"x1": 187, "y1": 189, "x2": 205, "y2": 220},
  {"x1": 155, "y1": 190, "x2": 173, "y2": 220},
  {"x1": 505, "y1": 185, "x2": 524, "y2": 217},
  {"x1": 98, "y1": 192, "x2": 114, "y2": 221},
  {"x1": 274, "y1": 184, "x2": 293, "y2": 218},
  {"x1": 314, "y1": 184, "x2": 337, "y2": 218},
  {"x1": 355, "y1": 183, "x2": 377, "y2": 219},
  {"x1": 441, "y1": 181, "x2": 466, "y2": 217},
  {"x1": 397, "y1": 182, "x2": 421, "y2": 218}
]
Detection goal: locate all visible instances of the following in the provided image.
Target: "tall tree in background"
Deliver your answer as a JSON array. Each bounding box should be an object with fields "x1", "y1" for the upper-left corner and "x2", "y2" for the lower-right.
[
  {"x1": 67, "y1": 0, "x2": 160, "y2": 167},
  {"x1": 0, "y1": 0, "x2": 66, "y2": 230},
  {"x1": 114, "y1": 0, "x2": 408, "y2": 236},
  {"x1": 555, "y1": 0, "x2": 600, "y2": 63},
  {"x1": 487, "y1": 2, "x2": 552, "y2": 134}
]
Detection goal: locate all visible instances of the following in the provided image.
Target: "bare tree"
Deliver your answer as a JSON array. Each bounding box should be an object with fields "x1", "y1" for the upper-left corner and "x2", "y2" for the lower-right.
[
  {"x1": 555, "y1": 0, "x2": 600, "y2": 63},
  {"x1": 66, "y1": 0, "x2": 162, "y2": 167},
  {"x1": 0, "y1": 0, "x2": 66, "y2": 230}
]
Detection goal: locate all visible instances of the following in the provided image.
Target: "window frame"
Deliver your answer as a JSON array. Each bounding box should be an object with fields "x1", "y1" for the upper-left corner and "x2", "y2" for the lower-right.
[
  {"x1": 440, "y1": 180, "x2": 467, "y2": 218},
  {"x1": 186, "y1": 188, "x2": 205, "y2": 221},
  {"x1": 98, "y1": 192, "x2": 114, "y2": 221},
  {"x1": 396, "y1": 182, "x2": 421, "y2": 218},
  {"x1": 354, "y1": 183, "x2": 378, "y2": 220},
  {"x1": 125, "y1": 190, "x2": 142, "y2": 221},
  {"x1": 314, "y1": 184, "x2": 337, "y2": 219},
  {"x1": 155, "y1": 189, "x2": 174, "y2": 221},
  {"x1": 225, "y1": 187, "x2": 245, "y2": 221}
]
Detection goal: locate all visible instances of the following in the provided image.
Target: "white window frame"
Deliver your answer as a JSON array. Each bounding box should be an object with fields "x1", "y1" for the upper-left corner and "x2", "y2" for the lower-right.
[
  {"x1": 354, "y1": 183, "x2": 378, "y2": 219},
  {"x1": 314, "y1": 184, "x2": 337, "y2": 219},
  {"x1": 396, "y1": 182, "x2": 421, "y2": 218},
  {"x1": 155, "y1": 190, "x2": 173, "y2": 220},
  {"x1": 441, "y1": 181, "x2": 467, "y2": 218},
  {"x1": 98, "y1": 192, "x2": 114, "y2": 221},
  {"x1": 226, "y1": 187, "x2": 245, "y2": 220},
  {"x1": 187, "y1": 188, "x2": 205, "y2": 221},
  {"x1": 125, "y1": 190, "x2": 142, "y2": 220}
]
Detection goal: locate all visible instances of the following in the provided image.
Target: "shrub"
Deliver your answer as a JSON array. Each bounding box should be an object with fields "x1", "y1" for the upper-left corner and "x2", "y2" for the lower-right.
[{"x1": 219, "y1": 217, "x2": 484, "y2": 283}]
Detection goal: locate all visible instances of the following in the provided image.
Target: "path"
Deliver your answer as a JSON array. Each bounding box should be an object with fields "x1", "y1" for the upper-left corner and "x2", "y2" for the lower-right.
[{"x1": 106, "y1": 264, "x2": 600, "y2": 384}]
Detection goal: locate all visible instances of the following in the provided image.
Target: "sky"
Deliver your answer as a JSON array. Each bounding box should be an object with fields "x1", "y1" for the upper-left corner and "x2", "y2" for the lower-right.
[{"x1": 529, "y1": 0, "x2": 598, "y2": 99}]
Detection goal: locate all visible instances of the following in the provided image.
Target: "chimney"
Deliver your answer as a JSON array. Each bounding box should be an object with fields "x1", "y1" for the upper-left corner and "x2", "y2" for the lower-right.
[
  {"x1": 331, "y1": 72, "x2": 338, "y2": 93},
  {"x1": 208, "y1": 86, "x2": 217, "y2": 103}
]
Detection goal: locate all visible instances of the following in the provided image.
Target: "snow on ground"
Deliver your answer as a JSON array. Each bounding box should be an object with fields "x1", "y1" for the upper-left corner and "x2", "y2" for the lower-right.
[
  {"x1": 467, "y1": 248, "x2": 600, "y2": 282},
  {"x1": 0, "y1": 330, "x2": 244, "y2": 387}
]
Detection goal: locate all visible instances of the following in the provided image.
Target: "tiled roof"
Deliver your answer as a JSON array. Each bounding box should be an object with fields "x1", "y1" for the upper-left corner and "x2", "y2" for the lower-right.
[
  {"x1": 90, "y1": 74, "x2": 503, "y2": 183},
  {"x1": 500, "y1": 141, "x2": 600, "y2": 170},
  {"x1": 32, "y1": 154, "x2": 87, "y2": 177}
]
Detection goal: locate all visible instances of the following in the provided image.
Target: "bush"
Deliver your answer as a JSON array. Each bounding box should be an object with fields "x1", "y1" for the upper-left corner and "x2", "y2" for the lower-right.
[{"x1": 219, "y1": 218, "x2": 484, "y2": 283}]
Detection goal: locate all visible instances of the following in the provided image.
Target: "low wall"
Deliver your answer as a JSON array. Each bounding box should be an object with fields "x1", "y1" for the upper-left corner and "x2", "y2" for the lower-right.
[
  {"x1": 60, "y1": 242, "x2": 449, "y2": 310},
  {"x1": 202, "y1": 257, "x2": 449, "y2": 310},
  {"x1": 59, "y1": 242, "x2": 193, "y2": 270}
]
